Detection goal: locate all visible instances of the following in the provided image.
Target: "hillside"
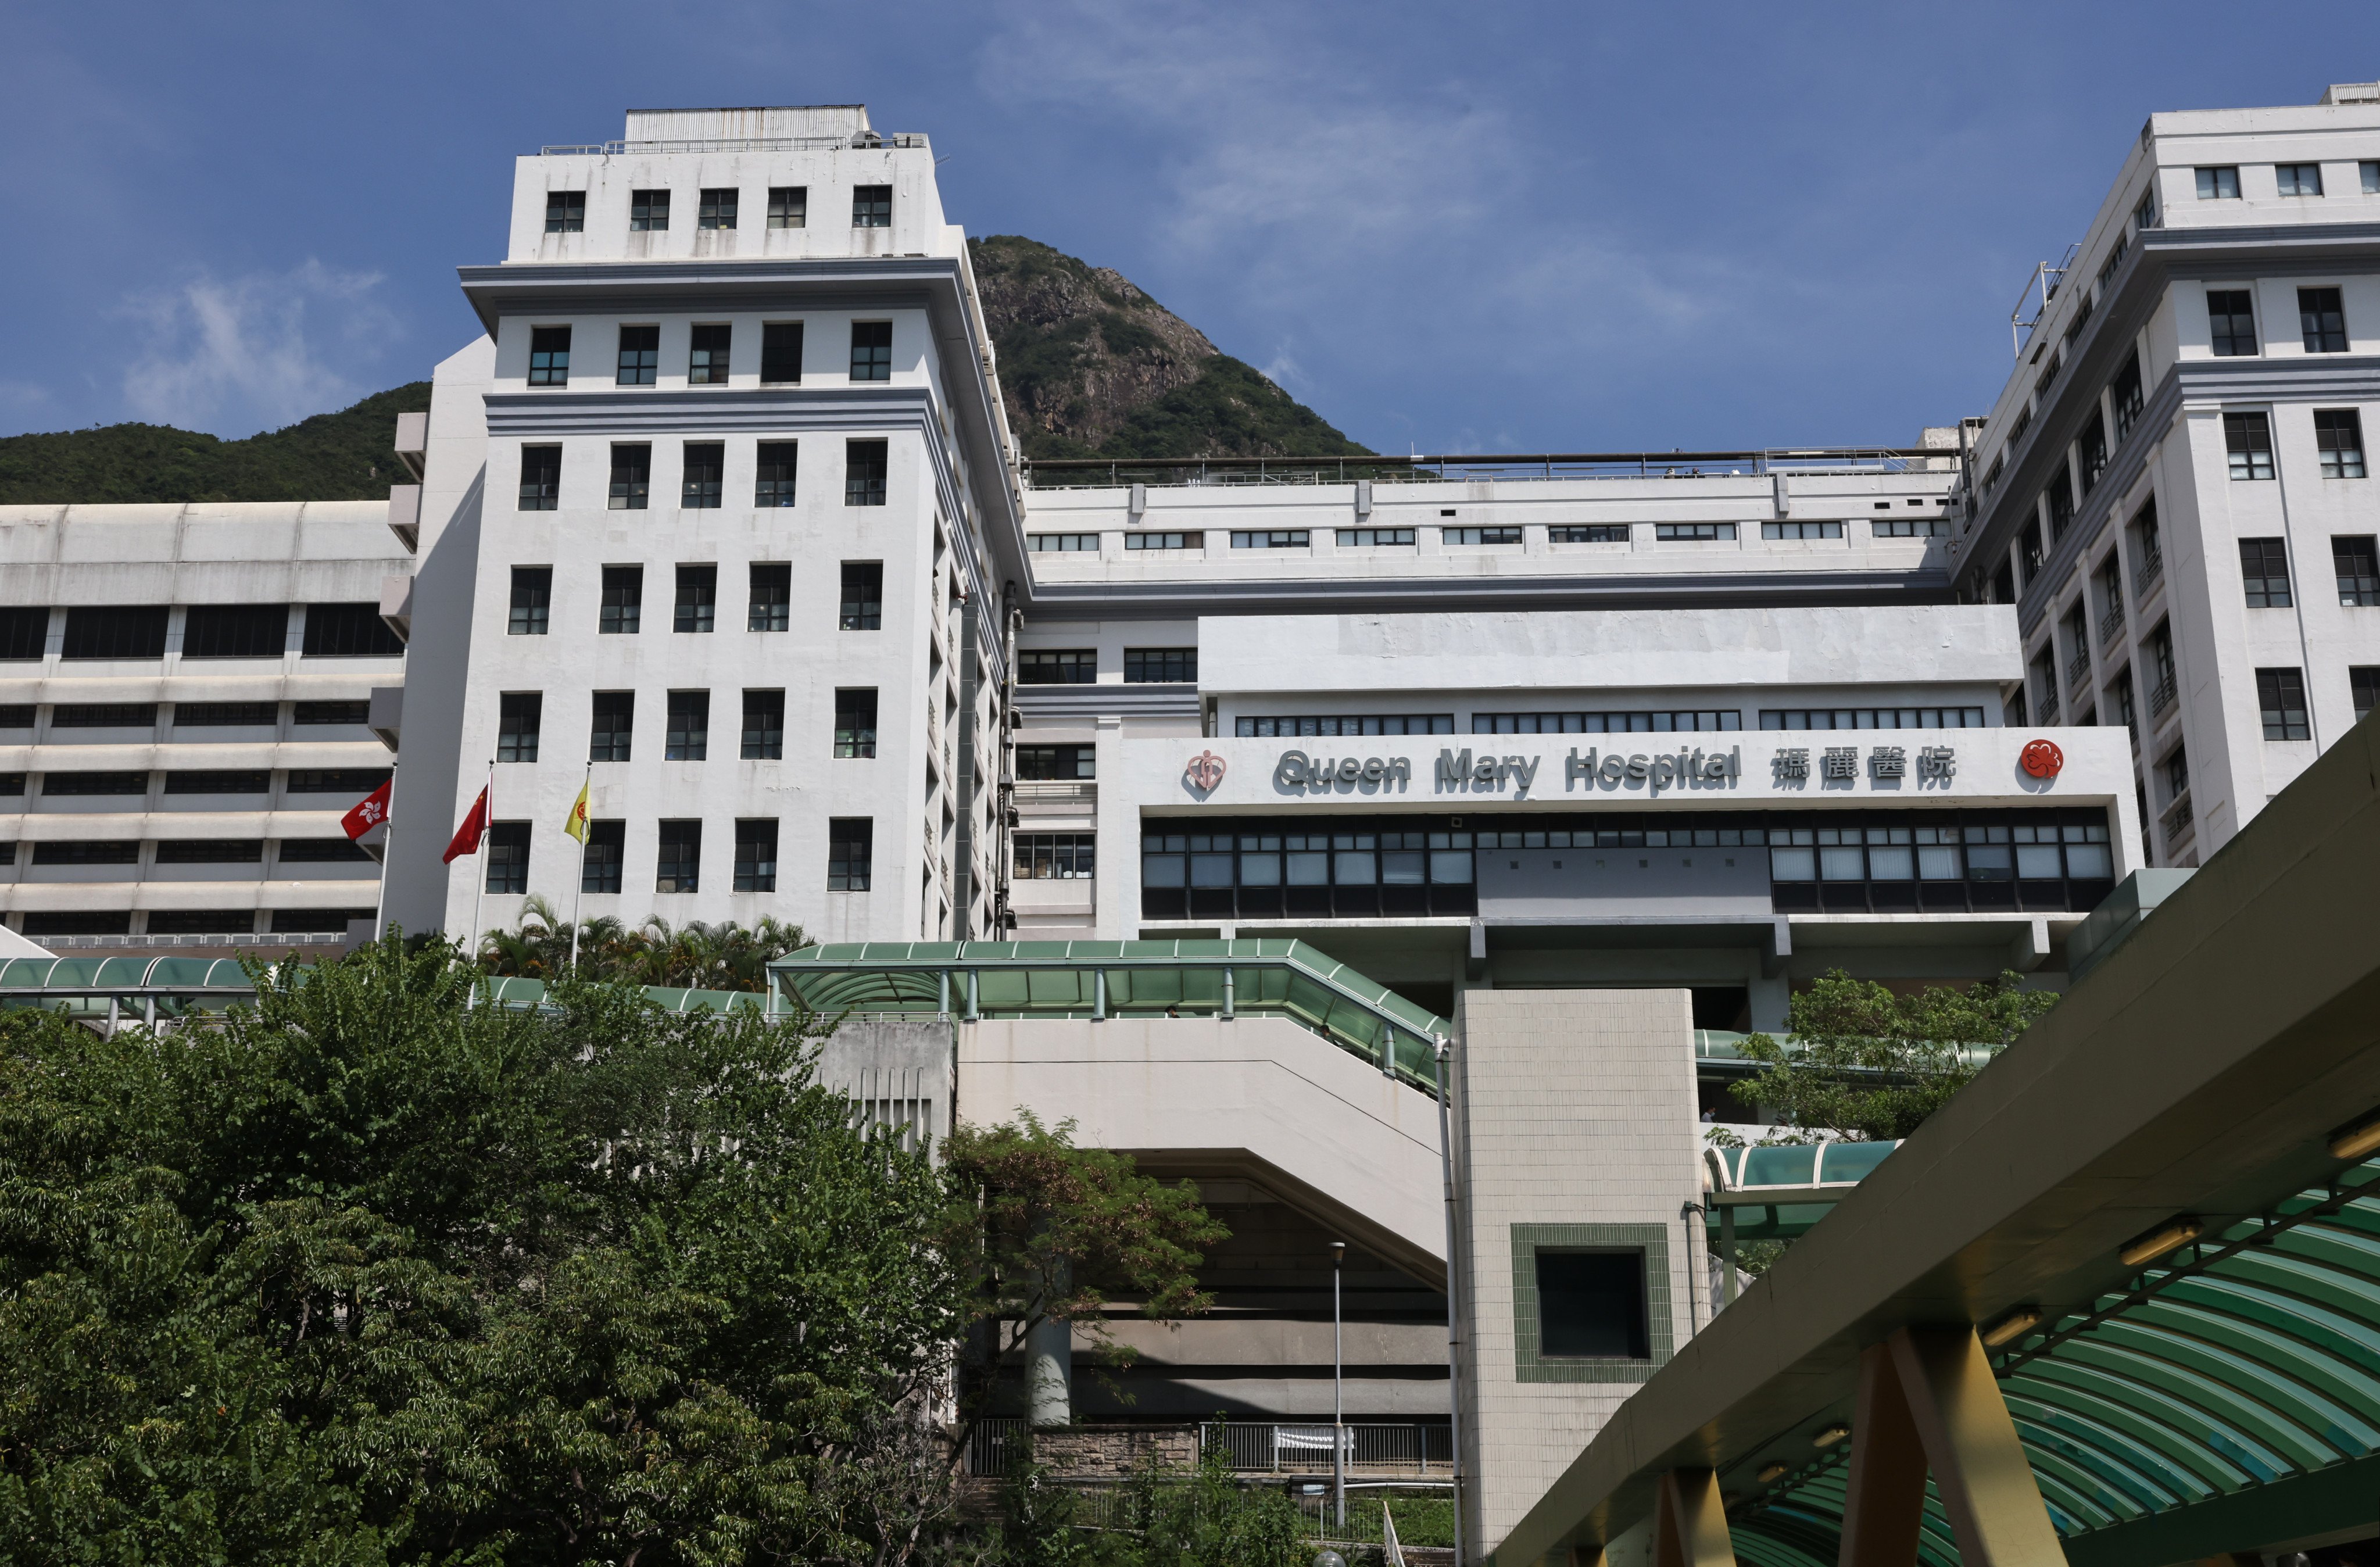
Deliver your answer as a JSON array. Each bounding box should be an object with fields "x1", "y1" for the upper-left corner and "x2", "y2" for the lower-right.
[
  {"x1": 969, "y1": 235, "x2": 1369, "y2": 460},
  {"x1": 0, "y1": 382, "x2": 432, "y2": 506}
]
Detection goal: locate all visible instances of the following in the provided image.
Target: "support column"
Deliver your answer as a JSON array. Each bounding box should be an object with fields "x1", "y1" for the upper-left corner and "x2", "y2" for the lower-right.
[
  {"x1": 1839, "y1": 1342, "x2": 1928, "y2": 1567},
  {"x1": 1025, "y1": 1314, "x2": 1072, "y2": 1429},
  {"x1": 1654, "y1": 1469, "x2": 1737, "y2": 1567},
  {"x1": 1888, "y1": 1327, "x2": 2064, "y2": 1567}
]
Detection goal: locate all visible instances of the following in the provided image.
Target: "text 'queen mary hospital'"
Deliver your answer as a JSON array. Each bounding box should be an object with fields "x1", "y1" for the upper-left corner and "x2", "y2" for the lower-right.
[{"x1": 366, "y1": 102, "x2": 2164, "y2": 1039}]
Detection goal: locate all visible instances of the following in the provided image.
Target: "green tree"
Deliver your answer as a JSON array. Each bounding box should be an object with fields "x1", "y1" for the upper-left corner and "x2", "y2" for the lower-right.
[
  {"x1": 0, "y1": 935, "x2": 962, "y2": 1565},
  {"x1": 1728, "y1": 968, "x2": 2058, "y2": 1142},
  {"x1": 942, "y1": 1114, "x2": 1226, "y2": 1444}
]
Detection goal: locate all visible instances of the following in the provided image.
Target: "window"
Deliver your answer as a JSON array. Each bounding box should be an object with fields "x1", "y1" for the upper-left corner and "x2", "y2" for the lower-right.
[
  {"x1": 2335, "y1": 536, "x2": 2380, "y2": 606},
  {"x1": 1016, "y1": 744, "x2": 1096, "y2": 780},
  {"x1": 736, "y1": 443, "x2": 797, "y2": 514},
  {"x1": 2317, "y1": 410, "x2": 2368, "y2": 478},
  {"x1": 156, "y1": 840, "x2": 264, "y2": 863},
  {"x1": 630, "y1": 189, "x2": 670, "y2": 231},
  {"x1": 0, "y1": 706, "x2": 28, "y2": 728},
  {"x1": 161, "y1": 770, "x2": 267, "y2": 794},
  {"x1": 41, "y1": 771, "x2": 148, "y2": 797},
  {"x1": 31, "y1": 839, "x2": 140, "y2": 863},
  {"x1": 1550, "y1": 525, "x2": 1629, "y2": 543},
  {"x1": 697, "y1": 187, "x2": 738, "y2": 229},
  {"x1": 1655, "y1": 523, "x2": 1735, "y2": 541},
  {"x1": 174, "y1": 701, "x2": 275, "y2": 727},
  {"x1": 518, "y1": 445, "x2": 560, "y2": 510},
  {"x1": 749, "y1": 563, "x2": 790, "y2": 630},
  {"x1": 590, "y1": 692, "x2": 634, "y2": 761},
  {"x1": 1536, "y1": 1250, "x2": 1649, "y2": 1360},
  {"x1": 543, "y1": 191, "x2": 584, "y2": 232},
  {"x1": 1014, "y1": 832, "x2": 1096, "y2": 880},
  {"x1": 768, "y1": 185, "x2": 807, "y2": 228},
  {"x1": 672, "y1": 564, "x2": 716, "y2": 633},
  {"x1": 2163, "y1": 744, "x2": 2190, "y2": 804},
  {"x1": 1235, "y1": 715, "x2": 1455, "y2": 737},
  {"x1": 1128, "y1": 531, "x2": 1204, "y2": 550},
  {"x1": 528, "y1": 325, "x2": 571, "y2": 386},
  {"x1": 2017, "y1": 518, "x2": 2044, "y2": 585},
  {"x1": 688, "y1": 324, "x2": 731, "y2": 384},
  {"x1": 484, "y1": 823, "x2": 529, "y2": 895},
  {"x1": 271, "y1": 908, "x2": 373, "y2": 935},
  {"x1": 181, "y1": 604, "x2": 287, "y2": 659},
  {"x1": 2078, "y1": 410, "x2": 2108, "y2": 495},
  {"x1": 846, "y1": 440, "x2": 888, "y2": 506},
  {"x1": 1020, "y1": 649, "x2": 1095, "y2": 685},
  {"x1": 2110, "y1": 350, "x2": 2144, "y2": 441},
  {"x1": 840, "y1": 563, "x2": 882, "y2": 629},
  {"x1": 2257, "y1": 668, "x2": 2310, "y2": 740},
  {"x1": 1763, "y1": 521, "x2": 1843, "y2": 539},
  {"x1": 733, "y1": 820, "x2": 778, "y2": 892},
  {"x1": 2045, "y1": 463, "x2": 2075, "y2": 539},
  {"x1": 277, "y1": 840, "x2": 369, "y2": 865},
  {"x1": 1480, "y1": 709, "x2": 1744, "y2": 733},
  {"x1": 294, "y1": 700, "x2": 368, "y2": 726},
  {"x1": 2208, "y1": 291, "x2": 2258, "y2": 356},
  {"x1": 2134, "y1": 189, "x2": 2159, "y2": 230},
  {"x1": 1444, "y1": 526, "x2": 1522, "y2": 545},
  {"x1": 2367, "y1": 162, "x2": 2380, "y2": 196},
  {"x1": 1124, "y1": 647, "x2": 1197, "y2": 684},
  {"x1": 608, "y1": 443, "x2": 650, "y2": 510},
  {"x1": 0, "y1": 607, "x2": 46, "y2": 659},
  {"x1": 2277, "y1": 163, "x2": 2324, "y2": 197},
  {"x1": 617, "y1": 325, "x2": 659, "y2": 385},
  {"x1": 22, "y1": 911, "x2": 131, "y2": 937},
  {"x1": 1757, "y1": 708, "x2": 1985, "y2": 730},
  {"x1": 740, "y1": 689, "x2": 783, "y2": 759},
  {"x1": 284, "y1": 768, "x2": 389, "y2": 795},
  {"x1": 497, "y1": 692, "x2": 542, "y2": 762},
  {"x1": 2195, "y1": 166, "x2": 2241, "y2": 200},
  {"x1": 761, "y1": 322, "x2": 803, "y2": 384},
  {"x1": 302, "y1": 604, "x2": 402, "y2": 657},
  {"x1": 1230, "y1": 530, "x2": 1309, "y2": 549},
  {"x1": 681, "y1": 442, "x2": 724, "y2": 509},
  {"x1": 1335, "y1": 528, "x2": 1413, "y2": 548},
  {"x1": 1873, "y1": 517, "x2": 1949, "y2": 537},
  {"x1": 509, "y1": 567, "x2": 551, "y2": 634},
  {"x1": 665, "y1": 690, "x2": 710, "y2": 760},
  {"x1": 1030, "y1": 533, "x2": 1101, "y2": 552},
  {"x1": 581, "y1": 820, "x2": 624, "y2": 893},
  {"x1": 2225, "y1": 412, "x2": 2276, "y2": 480},
  {"x1": 833, "y1": 689, "x2": 878, "y2": 757},
  {"x1": 827, "y1": 818, "x2": 873, "y2": 889},
  {"x1": 2354, "y1": 667, "x2": 2380, "y2": 721},
  {"x1": 852, "y1": 185, "x2": 891, "y2": 227},
  {"x1": 60, "y1": 606, "x2": 166, "y2": 660},
  {"x1": 850, "y1": 321, "x2": 892, "y2": 381},
  {"x1": 2239, "y1": 538, "x2": 2293, "y2": 607},
  {"x1": 2300, "y1": 287, "x2": 2349, "y2": 353},
  {"x1": 147, "y1": 910, "x2": 260, "y2": 935},
  {"x1": 656, "y1": 821, "x2": 701, "y2": 893}
]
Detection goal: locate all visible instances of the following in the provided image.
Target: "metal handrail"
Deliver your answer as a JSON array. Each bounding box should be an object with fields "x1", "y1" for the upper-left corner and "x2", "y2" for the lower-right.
[
  {"x1": 2134, "y1": 546, "x2": 2164, "y2": 597},
  {"x1": 539, "y1": 134, "x2": 926, "y2": 156},
  {"x1": 2067, "y1": 654, "x2": 2095, "y2": 692},
  {"x1": 2148, "y1": 675, "x2": 2177, "y2": 717},
  {"x1": 2161, "y1": 795, "x2": 2195, "y2": 848},
  {"x1": 1021, "y1": 448, "x2": 1961, "y2": 491},
  {"x1": 2099, "y1": 611, "x2": 2126, "y2": 648}
]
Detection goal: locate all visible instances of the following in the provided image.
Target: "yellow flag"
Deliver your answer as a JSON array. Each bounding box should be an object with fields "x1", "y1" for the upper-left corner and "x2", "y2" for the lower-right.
[{"x1": 563, "y1": 779, "x2": 591, "y2": 843}]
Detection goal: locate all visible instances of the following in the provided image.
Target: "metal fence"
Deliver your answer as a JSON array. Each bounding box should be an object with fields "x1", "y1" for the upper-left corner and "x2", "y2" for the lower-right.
[{"x1": 1200, "y1": 1422, "x2": 1455, "y2": 1475}]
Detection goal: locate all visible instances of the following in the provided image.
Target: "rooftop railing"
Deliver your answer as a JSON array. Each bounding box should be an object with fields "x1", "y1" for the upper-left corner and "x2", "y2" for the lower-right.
[
  {"x1": 539, "y1": 133, "x2": 927, "y2": 156},
  {"x1": 1021, "y1": 448, "x2": 1962, "y2": 492}
]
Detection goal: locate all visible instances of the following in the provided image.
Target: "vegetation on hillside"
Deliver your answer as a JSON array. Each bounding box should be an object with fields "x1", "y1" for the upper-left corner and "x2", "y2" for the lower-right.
[
  {"x1": 0, "y1": 382, "x2": 432, "y2": 506},
  {"x1": 971, "y1": 235, "x2": 1368, "y2": 461}
]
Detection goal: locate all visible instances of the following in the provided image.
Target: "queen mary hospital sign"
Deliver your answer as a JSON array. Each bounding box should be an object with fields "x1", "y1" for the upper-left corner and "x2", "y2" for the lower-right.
[{"x1": 1242, "y1": 737, "x2": 2027, "y2": 800}]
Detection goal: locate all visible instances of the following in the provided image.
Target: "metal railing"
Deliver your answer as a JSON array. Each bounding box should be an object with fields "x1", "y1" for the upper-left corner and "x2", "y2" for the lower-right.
[
  {"x1": 2161, "y1": 795, "x2": 2195, "y2": 850},
  {"x1": 2135, "y1": 546, "x2": 2164, "y2": 597},
  {"x1": 1012, "y1": 781, "x2": 1098, "y2": 806},
  {"x1": 2099, "y1": 611, "x2": 2127, "y2": 648},
  {"x1": 1200, "y1": 1422, "x2": 1455, "y2": 1475},
  {"x1": 2035, "y1": 687, "x2": 2060, "y2": 724},
  {"x1": 2148, "y1": 675, "x2": 2178, "y2": 718},
  {"x1": 540, "y1": 133, "x2": 927, "y2": 156},
  {"x1": 1021, "y1": 448, "x2": 1960, "y2": 492},
  {"x1": 2068, "y1": 653, "x2": 2095, "y2": 692},
  {"x1": 964, "y1": 1418, "x2": 1025, "y2": 1475}
]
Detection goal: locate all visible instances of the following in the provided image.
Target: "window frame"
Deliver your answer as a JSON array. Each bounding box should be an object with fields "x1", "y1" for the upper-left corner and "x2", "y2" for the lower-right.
[
  {"x1": 509, "y1": 567, "x2": 551, "y2": 635},
  {"x1": 517, "y1": 444, "x2": 560, "y2": 511},
  {"x1": 2238, "y1": 537, "x2": 2293, "y2": 608},
  {"x1": 543, "y1": 190, "x2": 585, "y2": 233},
  {"x1": 760, "y1": 321, "x2": 803, "y2": 384},
  {"x1": 741, "y1": 689, "x2": 785, "y2": 760},
  {"x1": 849, "y1": 321, "x2": 893, "y2": 382},
  {"x1": 844, "y1": 439, "x2": 889, "y2": 506},
  {"x1": 839, "y1": 562, "x2": 883, "y2": 629},
  {"x1": 827, "y1": 818, "x2": 874, "y2": 890},
  {"x1": 697, "y1": 187, "x2": 739, "y2": 230},
  {"x1": 2276, "y1": 163, "x2": 2325, "y2": 198},
  {"x1": 2207, "y1": 290, "x2": 2259, "y2": 357},
  {"x1": 851, "y1": 185, "x2": 892, "y2": 228},
  {"x1": 528, "y1": 325, "x2": 571, "y2": 386},
  {"x1": 2256, "y1": 667, "x2": 2311, "y2": 742},
  {"x1": 681, "y1": 441, "x2": 725, "y2": 509},
  {"x1": 2299, "y1": 287, "x2": 2350, "y2": 353},
  {"x1": 589, "y1": 691, "x2": 635, "y2": 763},
  {"x1": 833, "y1": 688, "x2": 879, "y2": 759},
  {"x1": 615, "y1": 324, "x2": 660, "y2": 386},
  {"x1": 748, "y1": 563, "x2": 791, "y2": 631},
  {"x1": 767, "y1": 186, "x2": 807, "y2": 228},
  {"x1": 2195, "y1": 166, "x2": 2242, "y2": 200},
  {"x1": 2224, "y1": 412, "x2": 2277, "y2": 481},
  {"x1": 655, "y1": 820, "x2": 702, "y2": 894},
  {"x1": 496, "y1": 692, "x2": 542, "y2": 763},
  {"x1": 2315, "y1": 410, "x2": 2367, "y2": 479},
  {"x1": 673, "y1": 564, "x2": 717, "y2": 633},
  {"x1": 608, "y1": 443, "x2": 650, "y2": 510},
  {"x1": 599, "y1": 566, "x2": 643, "y2": 635},
  {"x1": 629, "y1": 188, "x2": 671, "y2": 231},
  {"x1": 733, "y1": 819, "x2": 778, "y2": 892},
  {"x1": 664, "y1": 689, "x2": 711, "y2": 761}
]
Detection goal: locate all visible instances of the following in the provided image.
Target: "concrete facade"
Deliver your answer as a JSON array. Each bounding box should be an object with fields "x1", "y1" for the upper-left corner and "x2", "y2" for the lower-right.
[{"x1": 1448, "y1": 988, "x2": 1702, "y2": 1555}]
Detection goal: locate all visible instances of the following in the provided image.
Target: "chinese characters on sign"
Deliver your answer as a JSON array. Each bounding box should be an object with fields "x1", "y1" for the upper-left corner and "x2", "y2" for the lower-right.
[{"x1": 1773, "y1": 743, "x2": 1957, "y2": 786}]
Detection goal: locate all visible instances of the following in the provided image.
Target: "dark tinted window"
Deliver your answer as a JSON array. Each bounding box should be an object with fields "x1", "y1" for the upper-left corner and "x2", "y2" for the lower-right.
[
  {"x1": 839, "y1": 563, "x2": 882, "y2": 629},
  {"x1": 600, "y1": 567, "x2": 642, "y2": 634},
  {"x1": 852, "y1": 185, "x2": 890, "y2": 227},
  {"x1": 665, "y1": 690, "x2": 710, "y2": 760},
  {"x1": 62, "y1": 606, "x2": 167, "y2": 660},
  {"x1": 1536, "y1": 1250, "x2": 1649, "y2": 1360},
  {"x1": 2258, "y1": 668, "x2": 2311, "y2": 741},
  {"x1": 518, "y1": 445, "x2": 560, "y2": 510},
  {"x1": 52, "y1": 703, "x2": 156, "y2": 728},
  {"x1": 629, "y1": 189, "x2": 670, "y2": 231},
  {"x1": 303, "y1": 604, "x2": 403, "y2": 657},
  {"x1": 1125, "y1": 647, "x2": 1197, "y2": 684},
  {"x1": 828, "y1": 818, "x2": 872, "y2": 890},
  {"x1": 284, "y1": 769, "x2": 390, "y2": 794},
  {"x1": 749, "y1": 563, "x2": 790, "y2": 630},
  {"x1": 293, "y1": 700, "x2": 368, "y2": 725},
  {"x1": 742, "y1": 689, "x2": 784, "y2": 759},
  {"x1": 767, "y1": 187, "x2": 806, "y2": 228},
  {"x1": 498, "y1": 692, "x2": 542, "y2": 763},
  {"x1": 43, "y1": 772, "x2": 148, "y2": 796},
  {"x1": 1021, "y1": 649, "x2": 1096, "y2": 685},
  {"x1": 2239, "y1": 538, "x2": 2293, "y2": 607},
  {"x1": 0, "y1": 607, "x2": 48, "y2": 660},
  {"x1": 609, "y1": 445, "x2": 650, "y2": 510},
  {"x1": 756, "y1": 441, "x2": 798, "y2": 507},
  {"x1": 528, "y1": 325, "x2": 571, "y2": 385},
  {"x1": 617, "y1": 325, "x2": 659, "y2": 385},
  {"x1": 656, "y1": 820, "x2": 701, "y2": 893},
  {"x1": 156, "y1": 840, "x2": 263, "y2": 863},
  {"x1": 2208, "y1": 290, "x2": 2257, "y2": 356},
  {"x1": 278, "y1": 839, "x2": 368, "y2": 863},
  {"x1": 681, "y1": 442, "x2": 724, "y2": 508},
  {"x1": 850, "y1": 321, "x2": 892, "y2": 381},
  {"x1": 510, "y1": 567, "x2": 551, "y2": 634},
  {"x1": 734, "y1": 819, "x2": 778, "y2": 892},
  {"x1": 1017, "y1": 745, "x2": 1096, "y2": 780},
  {"x1": 2300, "y1": 287, "x2": 2349, "y2": 353},
  {"x1": 833, "y1": 689, "x2": 877, "y2": 758},
  {"x1": 674, "y1": 564, "x2": 716, "y2": 632},
  {"x1": 162, "y1": 770, "x2": 269, "y2": 795},
  {"x1": 590, "y1": 692, "x2": 634, "y2": 761},
  {"x1": 688, "y1": 324, "x2": 731, "y2": 385},
  {"x1": 761, "y1": 322, "x2": 803, "y2": 383},
  {"x1": 543, "y1": 191, "x2": 584, "y2": 233},
  {"x1": 182, "y1": 603, "x2": 288, "y2": 658},
  {"x1": 697, "y1": 188, "x2": 738, "y2": 230},
  {"x1": 273, "y1": 908, "x2": 373, "y2": 935},
  {"x1": 34, "y1": 839, "x2": 140, "y2": 862},
  {"x1": 174, "y1": 700, "x2": 276, "y2": 727},
  {"x1": 582, "y1": 820, "x2": 624, "y2": 893},
  {"x1": 845, "y1": 439, "x2": 887, "y2": 506},
  {"x1": 486, "y1": 822, "x2": 530, "y2": 895}
]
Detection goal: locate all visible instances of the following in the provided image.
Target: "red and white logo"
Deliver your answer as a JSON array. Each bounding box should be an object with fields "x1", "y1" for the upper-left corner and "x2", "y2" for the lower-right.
[
  {"x1": 2020, "y1": 738, "x2": 2064, "y2": 779},
  {"x1": 1184, "y1": 750, "x2": 1227, "y2": 791}
]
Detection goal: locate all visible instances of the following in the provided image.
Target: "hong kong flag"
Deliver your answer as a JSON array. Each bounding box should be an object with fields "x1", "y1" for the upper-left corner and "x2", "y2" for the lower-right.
[
  {"x1": 442, "y1": 786, "x2": 489, "y2": 864},
  {"x1": 341, "y1": 778, "x2": 393, "y2": 840}
]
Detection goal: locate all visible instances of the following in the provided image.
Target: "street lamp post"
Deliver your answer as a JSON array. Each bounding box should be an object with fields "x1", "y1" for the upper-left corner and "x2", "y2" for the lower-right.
[{"x1": 1331, "y1": 1239, "x2": 1347, "y2": 1533}]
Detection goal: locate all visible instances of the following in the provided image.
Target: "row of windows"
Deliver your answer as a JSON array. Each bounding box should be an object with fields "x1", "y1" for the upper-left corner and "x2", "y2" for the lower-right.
[
  {"x1": 1014, "y1": 832, "x2": 1095, "y2": 880},
  {"x1": 2206, "y1": 288, "x2": 2355, "y2": 357},
  {"x1": 0, "y1": 701, "x2": 368, "y2": 731},
  {"x1": 1015, "y1": 744, "x2": 1096, "y2": 779},
  {"x1": 1471, "y1": 710, "x2": 1741, "y2": 734},
  {"x1": 479, "y1": 815, "x2": 875, "y2": 896},
  {"x1": 0, "y1": 604, "x2": 399, "y2": 662},
  {"x1": 0, "y1": 768, "x2": 389, "y2": 798},
  {"x1": 2222, "y1": 410, "x2": 2365, "y2": 480},
  {"x1": 506, "y1": 562, "x2": 882, "y2": 634},
  {"x1": 1018, "y1": 648, "x2": 1197, "y2": 685},
  {"x1": 1234, "y1": 715, "x2": 1455, "y2": 738},
  {"x1": 1226, "y1": 710, "x2": 1979, "y2": 737},
  {"x1": 520, "y1": 438, "x2": 886, "y2": 510},
  {"x1": 9, "y1": 908, "x2": 376, "y2": 939},
  {"x1": 500, "y1": 688, "x2": 870, "y2": 764},
  {"x1": 526, "y1": 320, "x2": 887, "y2": 388},
  {"x1": 1093, "y1": 520, "x2": 1949, "y2": 554},
  {"x1": 543, "y1": 184, "x2": 886, "y2": 234},
  {"x1": 0, "y1": 838, "x2": 370, "y2": 866},
  {"x1": 2235, "y1": 535, "x2": 2380, "y2": 608},
  {"x1": 2192, "y1": 162, "x2": 2380, "y2": 201},
  {"x1": 1758, "y1": 708, "x2": 1989, "y2": 731}
]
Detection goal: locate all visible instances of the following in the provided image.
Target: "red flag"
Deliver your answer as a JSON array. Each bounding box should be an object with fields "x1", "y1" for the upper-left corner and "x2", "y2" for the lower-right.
[
  {"x1": 442, "y1": 786, "x2": 489, "y2": 863},
  {"x1": 341, "y1": 779, "x2": 393, "y2": 841}
]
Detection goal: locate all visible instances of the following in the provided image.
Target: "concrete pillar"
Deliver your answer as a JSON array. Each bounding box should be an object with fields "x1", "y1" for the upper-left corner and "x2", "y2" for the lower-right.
[
  {"x1": 1653, "y1": 1470, "x2": 1737, "y2": 1567},
  {"x1": 1025, "y1": 1314, "x2": 1072, "y2": 1428},
  {"x1": 1747, "y1": 969, "x2": 1790, "y2": 1035}
]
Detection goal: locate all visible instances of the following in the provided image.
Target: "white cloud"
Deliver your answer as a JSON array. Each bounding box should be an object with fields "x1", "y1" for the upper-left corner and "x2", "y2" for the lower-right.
[{"x1": 119, "y1": 261, "x2": 396, "y2": 435}]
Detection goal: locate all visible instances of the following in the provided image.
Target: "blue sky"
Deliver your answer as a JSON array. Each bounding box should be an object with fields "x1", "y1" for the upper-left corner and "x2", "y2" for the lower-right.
[{"x1": 6, "y1": 1, "x2": 2377, "y2": 452}]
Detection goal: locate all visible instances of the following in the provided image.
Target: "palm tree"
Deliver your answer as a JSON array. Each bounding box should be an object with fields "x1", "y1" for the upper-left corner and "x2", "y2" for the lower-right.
[{"x1": 475, "y1": 901, "x2": 808, "y2": 993}]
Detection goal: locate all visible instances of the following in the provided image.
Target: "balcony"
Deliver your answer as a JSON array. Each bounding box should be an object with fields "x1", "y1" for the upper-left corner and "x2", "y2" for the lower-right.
[
  {"x1": 2161, "y1": 795, "x2": 2195, "y2": 853},
  {"x1": 2148, "y1": 675, "x2": 2177, "y2": 719},
  {"x1": 2135, "y1": 545, "x2": 2164, "y2": 598},
  {"x1": 2035, "y1": 688, "x2": 2060, "y2": 725},
  {"x1": 1012, "y1": 780, "x2": 1097, "y2": 808},
  {"x1": 2068, "y1": 654, "x2": 2095, "y2": 694},
  {"x1": 2099, "y1": 610, "x2": 2126, "y2": 648}
]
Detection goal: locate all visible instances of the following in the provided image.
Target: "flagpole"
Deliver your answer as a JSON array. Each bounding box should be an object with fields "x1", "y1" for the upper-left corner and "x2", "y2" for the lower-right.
[
  {"x1": 371, "y1": 761, "x2": 397, "y2": 943},
  {"x1": 467, "y1": 759, "x2": 491, "y2": 1007},
  {"x1": 568, "y1": 761, "x2": 590, "y2": 977}
]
